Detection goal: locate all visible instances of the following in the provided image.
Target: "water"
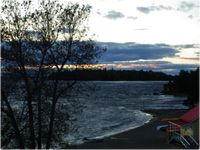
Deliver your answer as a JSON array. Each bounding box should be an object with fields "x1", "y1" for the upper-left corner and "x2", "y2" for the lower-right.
[{"x1": 62, "y1": 81, "x2": 188, "y2": 145}]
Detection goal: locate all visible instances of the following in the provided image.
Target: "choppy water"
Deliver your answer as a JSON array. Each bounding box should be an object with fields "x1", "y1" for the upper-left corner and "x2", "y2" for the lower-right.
[{"x1": 62, "y1": 81, "x2": 188, "y2": 145}]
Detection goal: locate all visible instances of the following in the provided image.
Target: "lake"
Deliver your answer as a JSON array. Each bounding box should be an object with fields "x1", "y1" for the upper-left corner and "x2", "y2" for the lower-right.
[{"x1": 62, "y1": 81, "x2": 187, "y2": 145}]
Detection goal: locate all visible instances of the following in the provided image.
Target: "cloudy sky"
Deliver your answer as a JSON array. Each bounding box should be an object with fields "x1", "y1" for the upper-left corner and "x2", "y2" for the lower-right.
[
  {"x1": 47, "y1": 0, "x2": 200, "y2": 74},
  {"x1": 70, "y1": 0, "x2": 200, "y2": 74},
  {"x1": 85, "y1": 0, "x2": 200, "y2": 44}
]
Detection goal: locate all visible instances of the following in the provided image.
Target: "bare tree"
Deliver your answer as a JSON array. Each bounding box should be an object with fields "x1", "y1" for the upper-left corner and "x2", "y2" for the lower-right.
[{"x1": 1, "y1": 0, "x2": 104, "y2": 148}]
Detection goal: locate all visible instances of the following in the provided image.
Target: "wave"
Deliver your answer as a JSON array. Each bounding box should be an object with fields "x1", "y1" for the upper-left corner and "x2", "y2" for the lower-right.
[{"x1": 63, "y1": 109, "x2": 153, "y2": 145}]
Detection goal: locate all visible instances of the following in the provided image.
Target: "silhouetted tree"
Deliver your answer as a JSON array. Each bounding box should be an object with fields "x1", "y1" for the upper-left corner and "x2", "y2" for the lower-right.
[
  {"x1": 50, "y1": 69, "x2": 172, "y2": 81},
  {"x1": 1, "y1": 0, "x2": 104, "y2": 148},
  {"x1": 163, "y1": 68, "x2": 199, "y2": 105}
]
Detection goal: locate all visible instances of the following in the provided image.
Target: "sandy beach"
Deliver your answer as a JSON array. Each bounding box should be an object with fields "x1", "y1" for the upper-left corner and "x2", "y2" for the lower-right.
[{"x1": 72, "y1": 109, "x2": 189, "y2": 149}]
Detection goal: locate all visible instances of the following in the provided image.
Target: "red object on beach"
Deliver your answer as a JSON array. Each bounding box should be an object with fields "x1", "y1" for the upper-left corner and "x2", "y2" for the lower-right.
[
  {"x1": 171, "y1": 105, "x2": 199, "y2": 126},
  {"x1": 180, "y1": 105, "x2": 199, "y2": 123},
  {"x1": 166, "y1": 105, "x2": 199, "y2": 148}
]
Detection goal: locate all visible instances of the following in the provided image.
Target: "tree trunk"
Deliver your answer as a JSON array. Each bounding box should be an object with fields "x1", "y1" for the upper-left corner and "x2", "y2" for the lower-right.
[
  {"x1": 20, "y1": 56, "x2": 36, "y2": 148},
  {"x1": 46, "y1": 81, "x2": 58, "y2": 149},
  {"x1": 37, "y1": 90, "x2": 42, "y2": 149},
  {"x1": 27, "y1": 94, "x2": 36, "y2": 148},
  {"x1": 22, "y1": 71, "x2": 36, "y2": 148},
  {"x1": 2, "y1": 93, "x2": 25, "y2": 148},
  {"x1": 46, "y1": 100, "x2": 57, "y2": 149}
]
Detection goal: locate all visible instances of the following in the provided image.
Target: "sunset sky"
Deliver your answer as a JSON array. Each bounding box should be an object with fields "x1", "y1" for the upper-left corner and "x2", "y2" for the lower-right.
[
  {"x1": 58, "y1": 0, "x2": 199, "y2": 74},
  {"x1": 61, "y1": 0, "x2": 200, "y2": 74},
  {"x1": 4, "y1": 0, "x2": 199, "y2": 74}
]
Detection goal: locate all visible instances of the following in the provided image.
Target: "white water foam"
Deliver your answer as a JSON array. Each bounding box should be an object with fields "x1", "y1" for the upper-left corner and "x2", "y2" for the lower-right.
[
  {"x1": 63, "y1": 108, "x2": 153, "y2": 145},
  {"x1": 60, "y1": 81, "x2": 187, "y2": 145}
]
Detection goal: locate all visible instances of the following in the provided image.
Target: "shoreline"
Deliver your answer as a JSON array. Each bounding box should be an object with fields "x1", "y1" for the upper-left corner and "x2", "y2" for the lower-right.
[
  {"x1": 72, "y1": 109, "x2": 189, "y2": 149},
  {"x1": 81, "y1": 110, "x2": 153, "y2": 142},
  {"x1": 66, "y1": 110, "x2": 153, "y2": 146}
]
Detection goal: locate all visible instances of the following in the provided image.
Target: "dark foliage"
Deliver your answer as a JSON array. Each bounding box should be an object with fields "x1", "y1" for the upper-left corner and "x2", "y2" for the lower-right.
[
  {"x1": 50, "y1": 69, "x2": 172, "y2": 81},
  {"x1": 1, "y1": 0, "x2": 104, "y2": 148},
  {"x1": 164, "y1": 68, "x2": 199, "y2": 105}
]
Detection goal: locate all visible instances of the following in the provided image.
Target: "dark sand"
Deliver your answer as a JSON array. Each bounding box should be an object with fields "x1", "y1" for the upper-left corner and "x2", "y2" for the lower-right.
[{"x1": 73, "y1": 109, "x2": 189, "y2": 149}]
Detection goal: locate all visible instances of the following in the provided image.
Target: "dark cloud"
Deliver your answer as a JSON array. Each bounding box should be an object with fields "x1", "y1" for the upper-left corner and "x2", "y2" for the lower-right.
[
  {"x1": 196, "y1": 52, "x2": 200, "y2": 57},
  {"x1": 137, "y1": 2, "x2": 199, "y2": 14},
  {"x1": 126, "y1": 60, "x2": 171, "y2": 65},
  {"x1": 102, "y1": 60, "x2": 198, "y2": 74},
  {"x1": 159, "y1": 63, "x2": 197, "y2": 70},
  {"x1": 96, "y1": 11, "x2": 101, "y2": 15},
  {"x1": 155, "y1": 43, "x2": 171, "y2": 47},
  {"x1": 188, "y1": 15, "x2": 194, "y2": 19},
  {"x1": 137, "y1": 7, "x2": 151, "y2": 14},
  {"x1": 104, "y1": 10, "x2": 125, "y2": 19},
  {"x1": 98, "y1": 42, "x2": 178, "y2": 63},
  {"x1": 157, "y1": 63, "x2": 198, "y2": 74},
  {"x1": 173, "y1": 44, "x2": 200, "y2": 51},
  {"x1": 96, "y1": 9, "x2": 102, "y2": 15},
  {"x1": 112, "y1": 60, "x2": 197, "y2": 74},
  {"x1": 137, "y1": 5, "x2": 173, "y2": 14},
  {"x1": 180, "y1": 57, "x2": 199, "y2": 60},
  {"x1": 178, "y1": 1, "x2": 197, "y2": 12},
  {"x1": 174, "y1": 44, "x2": 198, "y2": 49},
  {"x1": 96, "y1": 42, "x2": 199, "y2": 74}
]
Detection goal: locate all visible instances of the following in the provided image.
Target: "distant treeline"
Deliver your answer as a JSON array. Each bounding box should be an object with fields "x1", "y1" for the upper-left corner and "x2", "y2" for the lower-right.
[
  {"x1": 51, "y1": 69, "x2": 172, "y2": 81},
  {"x1": 163, "y1": 68, "x2": 199, "y2": 105}
]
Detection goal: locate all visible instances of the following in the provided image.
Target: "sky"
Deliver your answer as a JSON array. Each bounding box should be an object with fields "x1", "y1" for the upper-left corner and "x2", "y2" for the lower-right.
[
  {"x1": 59, "y1": 0, "x2": 199, "y2": 74},
  {"x1": 3, "y1": 0, "x2": 199, "y2": 74}
]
